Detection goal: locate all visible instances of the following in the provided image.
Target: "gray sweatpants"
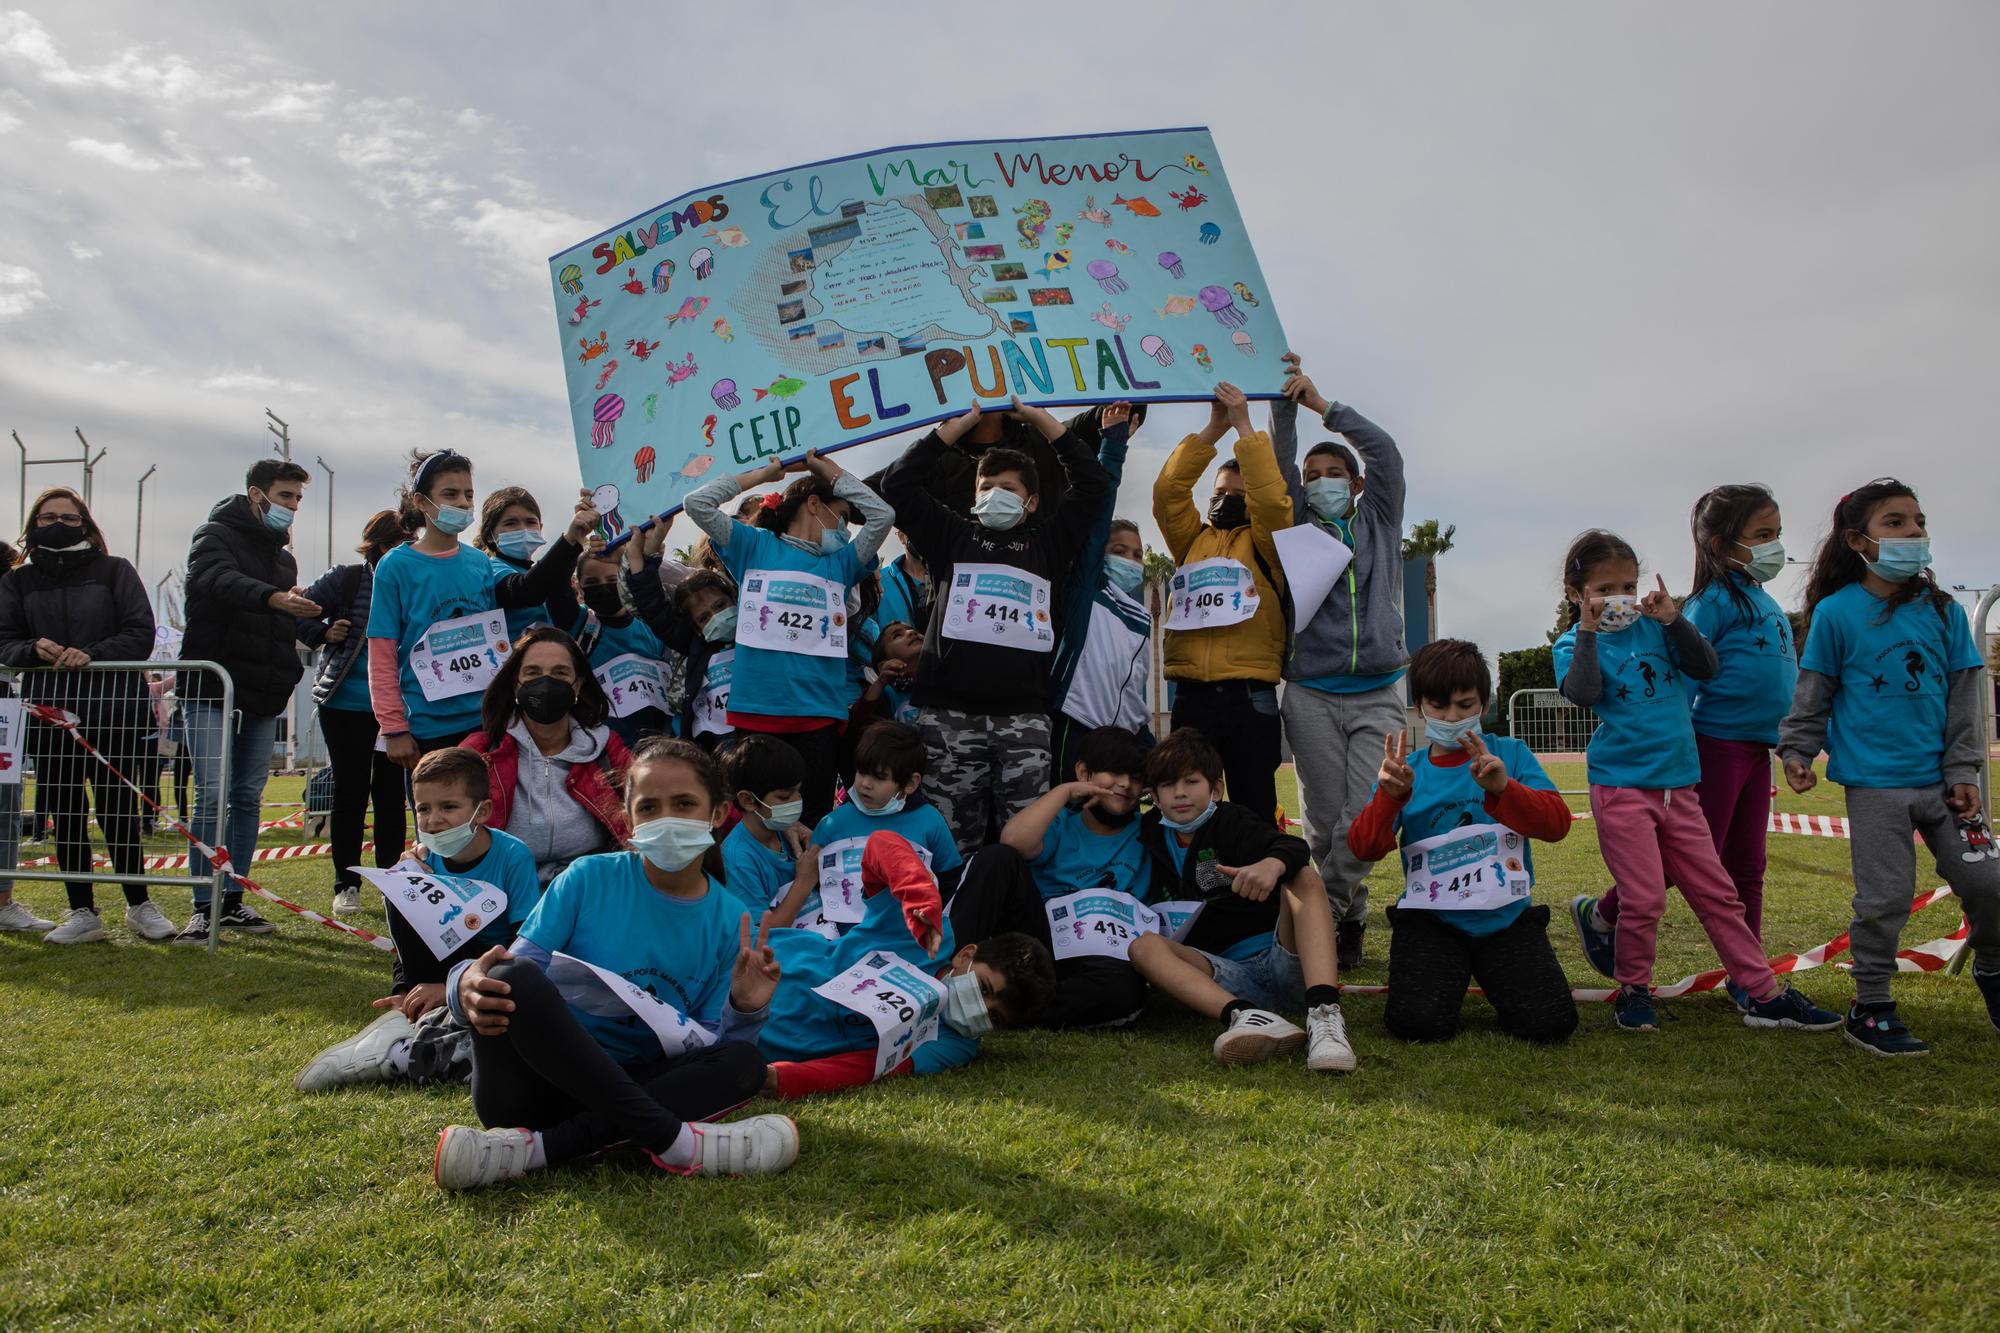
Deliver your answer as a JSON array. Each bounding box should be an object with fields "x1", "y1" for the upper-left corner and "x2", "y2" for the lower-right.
[
  {"x1": 1845, "y1": 785, "x2": 2000, "y2": 1004},
  {"x1": 917, "y1": 705, "x2": 1051, "y2": 858},
  {"x1": 1282, "y1": 682, "x2": 1406, "y2": 925}
]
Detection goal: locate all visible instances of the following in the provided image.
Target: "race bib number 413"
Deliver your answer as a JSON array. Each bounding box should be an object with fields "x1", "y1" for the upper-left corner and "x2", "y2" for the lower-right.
[{"x1": 1044, "y1": 889, "x2": 1161, "y2": 962}]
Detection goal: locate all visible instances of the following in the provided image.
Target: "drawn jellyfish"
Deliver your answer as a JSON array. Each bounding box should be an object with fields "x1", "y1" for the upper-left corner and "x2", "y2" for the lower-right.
[
  {"x1": 650, "y1": 259, "x2": 676, "y2": 294},
  {"x1": 1198, "y1": 222, "x2": 1221, "y2": 245},
  {"x1": 558, "y1": 263, "x2": 584, "y2": 295},
  {"x1": 590, "y1": 483, "x2": 626, "y2": 537},
  {"x1": 1139, "y1": 335, "x2": 1174, "y2": 367},
  {"x1": 1197, "y1": 285, "x2": 1248, "y2": 328},
  {"x1": 1085, "y1": 259, "x2": 1127, "y2": 295},
  {"x1": 711, "y1": 378, "x2": 741, "y2": 411},
  {"x1": 634, "y1": 446, "x2": 657, "y2": 484},
  {"x1": 690, "y1": 247, "x2": 715, "y2": 280},
  {"x1": 1158, "y1": 251, "x2": 1184, "y2": 279},
  {"x1": 1231, "y1": 329, "x2": 1255, "y2": 356},
  {"x1": 590, "y1": 393, "x2": 625, "y2": 448}
]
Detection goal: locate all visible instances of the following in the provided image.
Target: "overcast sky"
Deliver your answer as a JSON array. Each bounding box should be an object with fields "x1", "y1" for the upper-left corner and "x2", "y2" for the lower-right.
[{"x1": 4, "y1": 1, "x2": 1996, "y2": 660}]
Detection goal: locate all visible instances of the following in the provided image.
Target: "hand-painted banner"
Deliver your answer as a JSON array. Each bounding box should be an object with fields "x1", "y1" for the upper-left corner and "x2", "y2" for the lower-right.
[{"x1": 548, "y1": 126, "x2": 1288, "y2": 526}]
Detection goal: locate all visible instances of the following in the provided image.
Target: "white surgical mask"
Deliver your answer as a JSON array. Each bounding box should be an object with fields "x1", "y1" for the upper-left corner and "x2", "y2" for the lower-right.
[
  {"x1": 1157, "y1": 799, "x2": 1217, "y2": 834},
  {"x1": 1306, "y1": 476, "x2": 1353, "y2": 522},
  {"x1": 1865, "y1": 536, "x2": 1931, "y2": 583},
  {"x1": 971, "y1": 488, "x2": 1026, "y2": 530},
  {"x1": 819, "y1": 525, "x2": 851, "y2": 554},
  {"x1": 1595, "y1": 595, "x2": 1640, "y2": 632},
  {"x1": 418, "y1": 814, "x2": 481, "y2": 861},
  {"x1": 701, "y1": 607, "x2": 738, "y2": 644},
  {"x1": 430, "y1": 502, "x2": 474, "y2": 536},
  {"x1": 758, "y1": 796, "x2": 804, "y2": 832},
  {"x1": 260, "y1": 498, "x2": 295, "y2": 533},
  {"x1": 941, "y1": 967, "x2": 993, "y2": 1037},
  {"x1": 1735, "y1": 538, "x2": 1785, "y2": 584},
  {"x1": 1105, "y1": 555, "x2": 1144, "y2": 597},
  {"x1": 496, "y1": 528, "x2": 545, "y2": 560},
  {"x1": 628, "y1": 816, "x2": 715, "y2": 872},
  {"x1": 856, "y1": 790, "x2": 906, "y2": 819},
  {"x1": 1424, "y1": 713, "x2": 1482, "y2": 749}
]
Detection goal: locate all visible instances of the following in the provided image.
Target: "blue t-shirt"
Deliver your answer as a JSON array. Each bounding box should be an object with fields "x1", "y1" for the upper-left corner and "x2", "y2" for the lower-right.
[
  {"x1": 570, "y1": 608, "x2": 671, "y2": 742},
  {"x1": 366, "y1": 543, "x2": 507, "y2": 741},
  {"x1": 1027, "y1": 806, "x2": 1150, "y2": 903},
  {"x1": 431, "y1": 827, "x2": 544, "y2": 948},
  {"x1": 1388, "y1": 737, "x2": 1555, "y2": 938},
  {"x1": 720, "y1": 525, "x2": 866, "y2": 721},
  {"x1": 518, "y1": 851, "x2": 742, "y2": 1065},
  {"x1": 1681, "y1": 573, "x2": 1797, "y2": 746},
  {"x1": 326, "y1": 657, "x2": 372, "y2": 712},
  {"x1": 1553, "y1": 619, "x2": 1701, "y2": 789},
  {"x1": 1798, "y1": 584, "x2": 1982, "y2": 789},
  {"x1": 721, "y1": 821, "x2": 796, "y2": 914},
  {"x1": 811, "y1": 800, "x2": 962, "y2": 877},
  {"x1": 489, "y1": 552, "x2": 553, "y2": 642},
  {"x1": 876, "y1": 555, "x2": 926, "y2": 633}
]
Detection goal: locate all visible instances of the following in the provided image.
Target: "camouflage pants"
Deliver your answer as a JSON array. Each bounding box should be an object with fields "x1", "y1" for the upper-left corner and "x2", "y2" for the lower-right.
[{"x1": 917, "y1": 706, "x2": 1051, "y2": 856}]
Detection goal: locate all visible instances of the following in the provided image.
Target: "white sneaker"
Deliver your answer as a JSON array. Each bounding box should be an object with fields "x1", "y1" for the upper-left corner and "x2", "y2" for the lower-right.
[
  {"x1": 296, "y1": 1010, "x2": 418, "y2": 1093},
  {"x1": 433, "y1": 1125, "x2": 537, "y2": 1191},
  {"x1": 1212, "y1": 1008, "x2": 1306, "y2": 1066},
  {"x1": 0, "y1": 900, "x2": 55, "y2": 932},
  {"x1": 1305, "y1": 1002, "x2": 1358, "y2": 1073},
  {"x1": 331, "y1": 888, "x2": 363, "y2": 916},
  {"x1": 44, "y1": 907, "x2": 107, "y2": 945},
  {"x1": 125, "y1": 900, "x2": 178, "y2": 941},
  {"x1": 655, "y1": 1116, "x2": 801, "y2": 1178}
]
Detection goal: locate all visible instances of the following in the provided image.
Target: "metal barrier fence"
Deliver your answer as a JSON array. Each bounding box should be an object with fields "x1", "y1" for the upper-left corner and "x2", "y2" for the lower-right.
[
  {"x1": 1504, "y1": 688, "x2": 1599, "y2": 792},
  {"x1": 0, "y1": 660, "x2": 235, "y2": 953}
]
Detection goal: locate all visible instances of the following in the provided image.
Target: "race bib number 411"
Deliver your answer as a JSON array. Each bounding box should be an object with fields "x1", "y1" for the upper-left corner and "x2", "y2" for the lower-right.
[
  {"x1": 1398, "y1": 822, "x2": 1532, "y2": 913},
  {"x1": 940, "y1": 563, "x2": 1054, "y2": 653}
]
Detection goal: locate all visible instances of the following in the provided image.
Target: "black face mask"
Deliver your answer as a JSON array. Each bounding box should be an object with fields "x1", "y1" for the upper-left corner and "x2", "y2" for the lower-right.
[
  {"x1": 516, "y1": 677, "x2": 576, "y2": 725},
  {"x1": 582, "y1": 585, "x2": 625, "y2": 617},
  {"x1": 1090, "y1": 799, "x2": 1139, "y2": 828},
  {"x1": 25, "y1": 523, "x2": 87, "y2": 551},
  {"x1": 1207, "y1": 494, "x2": 1248, "y2": 530}
]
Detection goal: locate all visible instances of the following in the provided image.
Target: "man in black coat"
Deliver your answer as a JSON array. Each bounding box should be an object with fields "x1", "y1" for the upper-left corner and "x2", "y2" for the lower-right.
[{"x1": 175, "y1": 458, "x2": 345, "y2": 945}]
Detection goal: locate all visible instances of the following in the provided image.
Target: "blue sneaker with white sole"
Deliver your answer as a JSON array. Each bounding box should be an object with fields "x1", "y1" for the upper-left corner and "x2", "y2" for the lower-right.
[
  {"x1": 1614, "y1": 984, "x2": 1658, "y2": 1033},
  {"x1": 1844, "y1": 1003, "x2": 1928, "y2": 1057},
  {"x1": 1569, "y1": 895, "x2": 1617, "y2": 980},
  {"x1": 1741, "y1": 984, "x2": 1841, "y2": 1031}
]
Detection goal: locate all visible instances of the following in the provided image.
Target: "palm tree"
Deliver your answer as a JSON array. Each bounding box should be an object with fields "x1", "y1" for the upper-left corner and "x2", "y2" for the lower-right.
[{"x1": 1401, "y1": 520, "x2": 1457, "y2": 641}]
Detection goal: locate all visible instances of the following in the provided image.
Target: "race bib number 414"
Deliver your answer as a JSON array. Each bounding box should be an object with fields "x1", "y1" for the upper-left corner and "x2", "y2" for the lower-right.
[{"x1": 940, "y1": 563, "x2": 1054, "y2": 653}]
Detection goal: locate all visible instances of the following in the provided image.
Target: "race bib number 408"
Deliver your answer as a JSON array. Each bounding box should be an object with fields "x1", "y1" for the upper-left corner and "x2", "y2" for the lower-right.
[{"x1": 409, "y1": 611, "x2": 511, "y2": 702}]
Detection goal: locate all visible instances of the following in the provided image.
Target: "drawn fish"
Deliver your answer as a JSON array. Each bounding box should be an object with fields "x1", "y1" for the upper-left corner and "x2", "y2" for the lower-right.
[
  {"x1": 1104, "y1": 238, "x2": 1130, "y2": 254},
  {"x1": 1112, "y1": 194, "x2": 1161, "y2": 217},
  {"x1": 666, "y1": 295, "x2": 710, "y2": 325},
  {"x1": 1053, "y1": 221, "x2": 1074, "y2": 244},
  {"x1": 680, "y1": 453, "x2": 716, "y2": 478},
  {"x1": 1232, "y1": 282, "x2": 1261, "y2": 308},
  {"x1": 704, "y1": 225, "x2": 749, "y2": 248},
  {"x1": 701, "y1": 414, "x2": 717, "y2": 445},
  {"x1": 1036, "y1": 248, "x2": 1072, "y2": 279},
  {"x1": 711, "y1": 317, "x2": 734, "y2": 342},
  {"x1": 1155, "y1": 293, "x2": 1198, "y2": 317},
  {"x1": 755, "y1": 376, "x2": 806, "y2": 401}
]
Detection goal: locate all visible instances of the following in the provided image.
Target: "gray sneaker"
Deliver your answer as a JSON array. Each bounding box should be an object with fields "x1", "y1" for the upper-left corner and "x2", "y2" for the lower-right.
[
  {"x1": 433, "y1": 1125, "x2": 538, "y2": 1191},
  {"x1": 331, "y1": 888, "x2": 363, "y2": 916},
  {"x1": 295, "y1": 1010, "x2": 418, "y2": 1093},
  {"x1": 125, "y1": 900, "x2": 178, "y2": 941},
  {"x1": 0, "y1": 900, "x2": 56, "y2": 932},
  {"x1": 45, "y1": 907, "x2": 107, "y2": 945}
]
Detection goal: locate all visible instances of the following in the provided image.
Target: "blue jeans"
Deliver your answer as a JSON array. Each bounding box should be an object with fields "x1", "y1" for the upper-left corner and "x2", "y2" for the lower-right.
[
  {"x1": 1197, "y1": 938, "x2": 1305, "y2": 1014},
  {"x1": 182, "y1": 700, "x2": 278, "y2": 903}
]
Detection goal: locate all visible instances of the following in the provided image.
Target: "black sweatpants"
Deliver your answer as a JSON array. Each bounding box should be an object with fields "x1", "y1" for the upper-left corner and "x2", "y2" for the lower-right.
[
  {"x1": 30, "y1": 721, "x2": 147, "y2": 910},
  {"x1": 318, "y1": 705, "x2": 407, "y2": 893},
  {"x1": 1169, "y1": 680, "x2": 1282, "y2": 826},
  {"x1": 469, "y1": 957, "x2": 767, "y2": 1166},
  {"x1": 947, "y1": 845, "x2": 1147, "y2": 1030},
  {"x1": 1383, "y1": 903, "x2": 1577, "y2": 1044}
]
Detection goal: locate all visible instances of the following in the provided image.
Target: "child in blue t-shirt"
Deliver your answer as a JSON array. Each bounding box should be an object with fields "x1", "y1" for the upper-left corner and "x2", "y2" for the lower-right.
[
  {"x1": 1347, "y1": 641, "x2": 1577, "y2": 1044},
  {"x1": 1574, "y1": 486, "x2": 1800, "y2": 999},
  {"x1": 757, "y1": 831, "x2": 1056, "y2": 1099},
  {"x1": 428, "y1": 737, "x2": 799, "y2": 1190},
  {"x1": 719, "y1": 737, "x2": 809, "y2": 916},
  {"x1": 1778, "y1": 480, "x2": 2000, "y2": 1055},
  {"x1": 565, "y1": 545, "x2": 671, "y2": 745},
  {"x1": 294, "y1": 746, "x2": 544, "y2": 1092},
  {"x1": 473, "y1": 486, "x2": 569, "y2": 641},
  {"x1": 944, "y1": 726, "x2": 1155, "y2": 1029},
  {"x1": 770, "y1": 722, "x2": 962, "y2": 936},
  {"x1": 1555, "y1": 529, "x2": 1840, "y2": 1036}
]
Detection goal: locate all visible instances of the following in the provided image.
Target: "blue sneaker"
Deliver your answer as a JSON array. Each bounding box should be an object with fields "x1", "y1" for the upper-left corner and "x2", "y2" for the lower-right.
[
  {"x1": 1844, "y1": 1003, "x2": 1929, "y2": 1057},
  {"x1": 1614, "y1": 984, "x2": 1658, "y2": 1033},
  {"x1": 1569, "y1": 895, "x2": 1617, "y2": 980},
  {"x1": 1741, "y1": 984, "x2": 1841, "y2": 1031},
  {"x1": 1723, "y1": 980, "x2": 1753, "y2": 1013}
]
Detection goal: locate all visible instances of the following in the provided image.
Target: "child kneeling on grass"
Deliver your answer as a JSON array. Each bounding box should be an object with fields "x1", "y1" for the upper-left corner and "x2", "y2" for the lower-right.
[
  {"x1": 432, "y1": 737, "x2": 797, "y2": 1191},
  {"x1": 1125, "y1": 728, "x2": 1357, "y2": 1071},
  {"x1": 759, "y1": 830, "x2": 1056, "y2": 1098},
  {"x1": 295, "y1": 746, "x2": 542, "y2": 1092},
  {"x1": 1346, "y1": 640, "x2": 1579, "y2": 1044}
]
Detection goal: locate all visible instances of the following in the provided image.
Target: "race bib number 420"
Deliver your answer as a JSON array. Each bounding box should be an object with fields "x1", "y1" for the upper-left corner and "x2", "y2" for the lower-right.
[
  {"x1": 939, "y1": 563, "x2": 1054, "y2": 652},
  {"x1": 1398, "y1": 822, "x2": 1532, "y2": 913},
  {"x1": 409, "y1": 611, "x2": 511, "y2": 701},
  {"x1": 812, "y1": 951, "x2": 948, "y2": 1078}
]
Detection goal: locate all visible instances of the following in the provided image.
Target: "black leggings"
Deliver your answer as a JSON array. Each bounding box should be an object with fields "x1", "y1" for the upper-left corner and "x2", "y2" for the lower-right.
[
  {"x1": 757, "y1": 722, "x2": 841, "y2": 827},
  {"x1": 469, "y1": 957, "x2": 766, "y2": 1165},
  {"x1": 318, "y1": 706, "x2": 407, "y2": 893},
  {"x1": 1169, "y1": 681, "x2": 1281, "y2": 826},
  {"x1": 1383, "y1": 903, "x2": 1578, "y2": 1045},
  {"x1": 948, "y1": 845, "x2": 1147, "y2": 1030},
  {"x1": 30, "y1": 723, "x2": 147, "y2": 910}
]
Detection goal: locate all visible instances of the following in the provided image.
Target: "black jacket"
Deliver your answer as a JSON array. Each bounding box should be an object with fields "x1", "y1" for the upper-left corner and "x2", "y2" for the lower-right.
[
  {"x1": 179, "y1": 494, "x2": 307, "y2": 716},
  {"x1": 0, "y1": 547, "x2": 156, "y2": 722},
  {"x1": 1138, "y1": 801, "x2": 1311, "y2": 958}
]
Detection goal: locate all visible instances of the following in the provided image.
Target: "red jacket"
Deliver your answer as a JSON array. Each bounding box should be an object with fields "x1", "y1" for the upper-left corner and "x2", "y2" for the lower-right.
[{"x1": 463, "y1": 728, "x2": 631, "y2": 845}]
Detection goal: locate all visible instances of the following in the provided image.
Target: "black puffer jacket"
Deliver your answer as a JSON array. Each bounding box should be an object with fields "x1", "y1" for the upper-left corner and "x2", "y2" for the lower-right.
[
  {"x1": 179, "y1": 494, "x2": 307, "y2": 715},
  {"x1": 0, "y1": 547, "x2": 156, "y2": 723}
]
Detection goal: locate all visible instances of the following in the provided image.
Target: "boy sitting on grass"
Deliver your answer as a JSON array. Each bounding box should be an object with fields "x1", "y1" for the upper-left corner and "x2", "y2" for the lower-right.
[
  {"x1": 719, "y1": 737, "x2": 811, "y2": 916},
  {"x1": 1126, "y1": 728, "x2": 1357, "y2": 1072},
  {"x1": 1346, "y1": 639, "x2": 1578, "y2": 1044},
  {"x1": 759, "y1": 831, "x2": 1056, "y2": 1098}
]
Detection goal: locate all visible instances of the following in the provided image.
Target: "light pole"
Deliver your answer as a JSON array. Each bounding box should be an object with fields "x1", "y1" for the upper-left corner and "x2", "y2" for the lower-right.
[
  {"x1": 135, "y1": 464, "x2": 157, "y2": 573},
  {"x1": 72, "y1": 429, "x2": 107, "y2": 506},
  {"x1": 266, "y1": 408, "x2": 290, "y2": 461},
  {"x1": 316, "y1": 455, "x2": 336, "y2": 570}
]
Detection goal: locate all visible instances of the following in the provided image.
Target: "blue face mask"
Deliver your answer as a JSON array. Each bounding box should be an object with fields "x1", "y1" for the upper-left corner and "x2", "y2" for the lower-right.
[
  {"x1": 819, "y1": 524, "x2": 851, "y2": 554},
  {"x1": 1306, "y1": 476, "x2": 1353, "y2": 522},
  {"x1": 1423, "y1": 713, "x2": 1481, "y2": 750},
  {"x1": 1157, "y1": 799, "x2": 1217, "y2": 834},
  {"x1": 1105, "y1": 555, "x2": 1144, "y2": 597},
  {"x1": 430, "y1": 502, "x2": 474, "y2": 536},
  {"x1": 628, "y1": 816, "x2": 715, "y2": 873},
  {"x1": 855, "y1": 790, "x2": 906, "y2": 818},
  {"x1": 1864, "y1": 536, "x2": 1931, "y2": 583},
  {"x1": 941, "y1": 967, "x2": 993, "y2": 1036},
  {"x1": 757, "y1": 796, "x2": 804, "y2": 832},
  {"x1": 701, "y1": 606, "x2": 738, "y2": 644},
  {"x1": 971, "y1": 487, "x2": 1026, "y2": 530},
  {"x1": 418, "y1": 811, "x2": 483, "y2": 860},
  {"x1": 496, "y1": 528, "x2": 545, "y2": 560},
  {"x1": 260, "y1": 497, "x2": 295, "y2": 533}
]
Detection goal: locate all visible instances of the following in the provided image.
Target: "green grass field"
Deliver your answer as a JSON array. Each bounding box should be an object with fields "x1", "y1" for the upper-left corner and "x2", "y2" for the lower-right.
[{"x1": 4, "y1": 764, "x2": 1999, "y2": 1329}]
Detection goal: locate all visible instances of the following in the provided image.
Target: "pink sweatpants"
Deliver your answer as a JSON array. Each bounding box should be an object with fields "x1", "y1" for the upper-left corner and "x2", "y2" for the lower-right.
[
  {"x1": 1588, "y1": 784, "x2": 1777, "y2": 995},
  {"x1": 1599, "y1": 735, "x2": 1773, "y2": 937}
]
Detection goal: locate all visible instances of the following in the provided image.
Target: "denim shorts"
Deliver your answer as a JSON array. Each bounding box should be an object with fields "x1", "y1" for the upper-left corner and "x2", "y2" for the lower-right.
[{"x1": 1196, "y1": 938, "x2": 1305, "y2": 1013}]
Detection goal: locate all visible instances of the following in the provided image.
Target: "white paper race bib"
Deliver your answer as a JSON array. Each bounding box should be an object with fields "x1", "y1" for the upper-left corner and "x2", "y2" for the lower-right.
[
  {"x1": 1398, "y1": 822, "x2": 1533, "y2": 913},
  {"x1": 939, "y1": 563, "x2": 1055, "y2": 652},
  {"x1": 693, "y1": 649, "x2": 733, "y2": 738},
  {"x1": 0, "y1": 699, "x2": 22, "y2": 787},
  {"x1": 812, "y1": 950, "x2": 948, "y2": 1078},
  {"x1": 792, "y1": 905, "x2": 841, "y2": 941},
  {"x1": 409, "y1": 610, "x2": 512, "y2": 702},
  {"x1": 1152, "y1": 899, "x2": 1204, "y2": 943},
  {"x1": 354, "y1": 861, "x2": 508, "y2": 961},
  {"x1": 546, "y1": 951, "x2": 714, "y2": 1057},
  {"x1": 1164, "y1": 557, "x2": 1260, "y2": 631},
  {"x1": 1044, "y1": 889, "x2": 1160, "y2": 962},
  {"x1": 816, "y1": 836, "x2": 934, "y2": 924},
  {"x1": 595, "y1": 653, "x2": 667, "y2": 719},
  {"x1": 736, "y1": 569, "x2": 848, "y2": 659}
]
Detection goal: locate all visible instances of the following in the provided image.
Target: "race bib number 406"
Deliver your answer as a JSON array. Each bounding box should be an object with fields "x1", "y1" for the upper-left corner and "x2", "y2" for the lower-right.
[
  {"x1": 940, "y1": 563, "x2": 1054, "y2": 653},
  {"x1": 1164, "y1": 558, "x2": 1260, "y2": 632}
]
